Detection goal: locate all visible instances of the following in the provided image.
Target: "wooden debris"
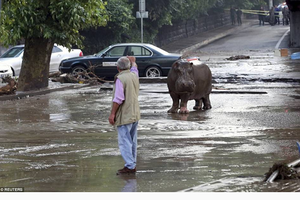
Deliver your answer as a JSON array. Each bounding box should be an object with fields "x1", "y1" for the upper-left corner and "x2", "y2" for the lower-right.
[
  {"x1": 226, "y1": 55, "x2": 250, "y2": 60},
  {"x1": 50, "y1": 66, "x2": 110, "y2": 85},
  {"x1": 0, "y1": 76, "x2": 17, "y2": 95},
  {"x1": 265, "y1": 159, "x2": 300, "y2": 182},
  {"x1": 49, "y1": 71, "x2": 62, "y2": 78}
]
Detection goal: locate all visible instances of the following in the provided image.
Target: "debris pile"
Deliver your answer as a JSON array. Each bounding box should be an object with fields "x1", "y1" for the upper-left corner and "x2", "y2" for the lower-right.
[
  {"x1": 226, "y1": 55, "x2": 250, "y2": 60},
  {"x1": 0, "y1": 76, "x2": 17, "y2": 95},
  {"x1": 264, "y1": 158, "x2": 300, "y2": 183},
  {"x1": 264, "y1": 162, "x2": 300, "y2": 181},
  {"x1": 0, "y1": 66, "x2": 109, "y2": 96},
  {"x1": 50, "y1": 66, "x2": 109, "y2": 85}
]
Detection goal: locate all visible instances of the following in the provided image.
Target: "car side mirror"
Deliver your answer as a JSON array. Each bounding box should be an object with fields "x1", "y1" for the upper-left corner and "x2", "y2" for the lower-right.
[{"x1": 101, "y1": 53, "x2": 106, "y2": 58}]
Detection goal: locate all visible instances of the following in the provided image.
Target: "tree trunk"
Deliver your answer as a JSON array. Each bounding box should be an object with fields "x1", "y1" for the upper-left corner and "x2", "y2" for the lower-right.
[
  {"x1": 290, "y1": 11, "x2": 300, "y2": 48},
  {"x1": 17, "y1": 38, "x2": 54, "y2": 91}
]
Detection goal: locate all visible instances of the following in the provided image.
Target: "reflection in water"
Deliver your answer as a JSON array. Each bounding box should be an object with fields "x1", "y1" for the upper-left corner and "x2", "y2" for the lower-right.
[
  {"x1": 50, "y1": 113, "x2": 71, "y2": 122},
  {"x1": 169, "y1": 111, "x2": 208, "y2": 121},
  {"x1": 120, "y1": 175, "x2": 137, "y2": 192}
]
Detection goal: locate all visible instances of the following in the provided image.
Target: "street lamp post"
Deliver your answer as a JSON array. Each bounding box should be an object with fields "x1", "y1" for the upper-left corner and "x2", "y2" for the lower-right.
[{"x1": 136, "y1": 0, "x2": 148, "y2": 43}]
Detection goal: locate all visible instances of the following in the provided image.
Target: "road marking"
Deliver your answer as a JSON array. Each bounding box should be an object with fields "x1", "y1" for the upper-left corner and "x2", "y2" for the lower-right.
[{"x1": 275, "y1": 29, "x2": 290, "y2": 49}]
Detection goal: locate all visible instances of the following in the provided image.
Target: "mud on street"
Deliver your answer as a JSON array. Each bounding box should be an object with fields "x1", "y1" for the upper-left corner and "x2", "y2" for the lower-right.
[{"x1": 0, "y1": 46, "x2": 300, "y2": 192}]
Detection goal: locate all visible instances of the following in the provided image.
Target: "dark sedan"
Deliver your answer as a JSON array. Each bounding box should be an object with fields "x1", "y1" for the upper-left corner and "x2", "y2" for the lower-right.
[{"x1": 59, "y1": 43, "x2": 182, "y2": 79}]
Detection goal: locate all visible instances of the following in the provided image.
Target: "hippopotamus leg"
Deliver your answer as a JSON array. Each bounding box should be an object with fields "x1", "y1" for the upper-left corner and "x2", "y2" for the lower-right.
[
  {"x1": 168, "y1": 92, "x2": 179, "y2": 113},
  {"x1": 179, "y1": 95, "x2": 189, "y2": 114},
  {"x1": 202, "y1": 94, "x2": 212, "y2": 110},
  {"x1": 193, "y1": 99, "x2": 203, "y2": 110}
]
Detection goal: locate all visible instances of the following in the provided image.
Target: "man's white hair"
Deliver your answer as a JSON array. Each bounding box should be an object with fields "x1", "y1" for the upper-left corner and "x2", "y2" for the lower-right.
[{"x1": 117, "y1": 57, "x2": 130, "y2": 70}]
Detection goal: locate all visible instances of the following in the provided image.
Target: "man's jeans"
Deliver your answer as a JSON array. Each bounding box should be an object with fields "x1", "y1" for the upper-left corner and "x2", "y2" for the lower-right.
[{"x1": 117, "y1": 121, "x2": 138, "y2": 169}]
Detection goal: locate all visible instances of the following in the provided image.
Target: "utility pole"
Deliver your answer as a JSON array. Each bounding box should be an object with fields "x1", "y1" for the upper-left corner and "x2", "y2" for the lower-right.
[
  {"x1": 136, "y1": 0, "x2": 148, "y2": 43},
  {"x1": 140, "y1": 0, "x2": 144, "y2": 43},
  {"x1": 269, "y1": 0, "x2": 273, "y2": 9}
]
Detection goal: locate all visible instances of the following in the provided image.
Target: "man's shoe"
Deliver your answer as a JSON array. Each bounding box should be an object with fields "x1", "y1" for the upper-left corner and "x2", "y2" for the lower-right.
[{"x1": 116, "y1": 167, "x2": 136, "y2": 175}]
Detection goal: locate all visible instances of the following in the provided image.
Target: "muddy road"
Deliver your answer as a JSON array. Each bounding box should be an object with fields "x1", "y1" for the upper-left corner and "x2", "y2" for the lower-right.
[
  {"x1": 0, "y1": 23, "x2": 300, "y2": 192},
  {"x1": 0, "y1": 73, "x2": 299, "y2": 192}
]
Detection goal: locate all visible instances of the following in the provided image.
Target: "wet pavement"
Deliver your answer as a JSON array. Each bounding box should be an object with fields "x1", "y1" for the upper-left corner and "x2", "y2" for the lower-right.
[
  {"x1": 0, "y1": 19, "x2": 300, "y2": 192},
  {"x1": 1, "y1": 61, "x2": 299, "y2": 192}
]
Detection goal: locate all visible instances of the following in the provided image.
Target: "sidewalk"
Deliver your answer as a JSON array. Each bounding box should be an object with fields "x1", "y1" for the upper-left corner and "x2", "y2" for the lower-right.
[{"x1": 162, "y1": 19, "x2": 257, "y2": 54}]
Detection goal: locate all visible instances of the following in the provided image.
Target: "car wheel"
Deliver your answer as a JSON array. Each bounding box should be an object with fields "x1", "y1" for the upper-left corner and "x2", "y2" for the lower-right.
[
  {"x1": 11, "y1": 67, "x2": 15, "y2": 77},
  {"x1": 72, "y1": 65, "x2": 87, "y2": 76},
  {"x1": 145, "y1": 66, "x2": 162, "y2": 77}
]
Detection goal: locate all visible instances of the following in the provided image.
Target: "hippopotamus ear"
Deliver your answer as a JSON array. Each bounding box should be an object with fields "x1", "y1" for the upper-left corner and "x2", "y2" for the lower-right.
[{"x1": 172, "y1": 61, "x2": 179, "y2": 68}]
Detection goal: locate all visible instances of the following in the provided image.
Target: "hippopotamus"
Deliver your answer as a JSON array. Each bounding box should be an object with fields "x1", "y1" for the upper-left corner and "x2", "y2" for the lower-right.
[{"x1": 167, "y1": 59, "x2": 212, "y2": 114}]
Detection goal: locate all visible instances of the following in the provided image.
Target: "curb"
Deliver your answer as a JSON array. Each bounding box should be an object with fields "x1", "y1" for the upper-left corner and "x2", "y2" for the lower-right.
[
  {"x1": 180, "y1": 21, "x2": 255, "y2": 54},
  {"x1": 0, "y1": 84, "x2": 89, "y2": 101},
  {"x1": 179, "y1": 27, "x2": 240, "y2": 54}
]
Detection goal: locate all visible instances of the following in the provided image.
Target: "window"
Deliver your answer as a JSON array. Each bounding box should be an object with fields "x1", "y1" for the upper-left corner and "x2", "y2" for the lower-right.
[
  {"x1": 52, "y1": 46, "x2": 63, "y2": 53},
  {"x1": 107, "y1": 47, "x2": 126, "y2": 57},
  {"x1": 130, "y1": 46, "x2": 151, "y2": 56},
  {"x1": 0, "y1": 47, "x2": 24, "y2": 58}
]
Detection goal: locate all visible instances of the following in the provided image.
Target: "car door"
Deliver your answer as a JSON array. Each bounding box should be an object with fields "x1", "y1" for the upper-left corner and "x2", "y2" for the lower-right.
[
  {"x1": 50, "y1": 46, "x2": 63, "y2": 71},
  {"x1": 94, "y1": 46, "x2": 127, "y2": 78},
  {"x1": 128, "y1": 46, "x2": 153, "y2": 76}
]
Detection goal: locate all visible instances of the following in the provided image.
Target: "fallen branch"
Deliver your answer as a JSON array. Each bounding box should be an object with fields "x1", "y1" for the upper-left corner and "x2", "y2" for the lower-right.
[
  {"x1": 50, "y1": 65, "x2": 111, "y2": 85},
  {"x1": 49, "y1": 71, "x2": 62, "y2": 78},
  {"x1": 226, "y1": 55, "x2": 250, "y2": 60}
]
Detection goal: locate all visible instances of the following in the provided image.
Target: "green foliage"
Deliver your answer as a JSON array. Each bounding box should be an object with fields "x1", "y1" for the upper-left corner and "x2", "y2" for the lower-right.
[
  {"x1": 81, "y1": 0, "x2": 229, "y2": 53},
  {"x1": 130, "y1": 0, "x2": 221, "y2": 43},
  {"x1": 222, "y1": 0, "x2": 269, "y2": 9},
  {"x1": 106, "y1": 0, "x2": 135, "y2": 31},
  {"x1": 80, "y1": 0, "x2": 136, "y2": 54},
  {"x1": 0, "y1": 0, "x2": 108, "y2": 49},
  {"x1": 170, "y1": 0, "x2": 219, "y2": 20}
]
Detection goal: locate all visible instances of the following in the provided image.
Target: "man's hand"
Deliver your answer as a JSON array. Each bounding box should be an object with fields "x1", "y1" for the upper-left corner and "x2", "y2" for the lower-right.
[
  {"x1": 109, "y1": 113, "x2": 115, "y2": 125},
  {"x1": 109, "y1": 102, "x2": 120, "y2": 125},
  {"x1": 127, "y1": 56, "x2": 137, "y2": 68},
  {"x1": 127, "y1": 56, "x2": 136, "y2": 63}
]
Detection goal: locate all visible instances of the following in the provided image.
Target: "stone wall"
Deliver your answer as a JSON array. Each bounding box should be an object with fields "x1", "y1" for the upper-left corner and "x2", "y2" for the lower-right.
[{"x1": 155, "y1": 11, "x2": 230, "y2": 47}]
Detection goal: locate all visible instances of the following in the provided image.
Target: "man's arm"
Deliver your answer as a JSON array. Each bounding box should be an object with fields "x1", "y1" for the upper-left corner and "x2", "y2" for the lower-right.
[
  {"x1": 127, "y1": 56, "x2": 139, "y2": 77},
  {"x1": 109, "y1": 102, "x2": 120, "y2": 125},
  {"x1": 109, "y1": 79, "x2": 124, "y2": 125}
]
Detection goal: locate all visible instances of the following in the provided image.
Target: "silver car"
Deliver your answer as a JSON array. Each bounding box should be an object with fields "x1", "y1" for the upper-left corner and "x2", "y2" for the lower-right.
[{"x1": 0, "y1": 44, "x2": 83, "y2": 77}]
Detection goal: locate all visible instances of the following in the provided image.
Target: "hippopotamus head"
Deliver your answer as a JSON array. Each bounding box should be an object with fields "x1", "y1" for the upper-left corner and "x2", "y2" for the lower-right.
[{"x1": 171, "y1": 60, "x2": 196, "y2": 93}]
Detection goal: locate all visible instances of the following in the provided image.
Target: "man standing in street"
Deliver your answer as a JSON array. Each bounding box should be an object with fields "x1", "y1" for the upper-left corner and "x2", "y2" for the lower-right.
[
  {"x1": 282, "y1": 6, "x2": 290, "y2": 25},
  {"x1": 230, "y1": 6, "x2": 236, "y2": 25},
  {"x1": 275, "y1": 5, "x2": 280, "y2": 25},
  {"x1": 258, "y1": 6, "x2": 266, "y2": 26},
  {"x1": 236, "y1": 8, "x2": 242, "y2": 25},
  {"x1": 109, "y1": 56, "x2": 140, "y2": 175}
]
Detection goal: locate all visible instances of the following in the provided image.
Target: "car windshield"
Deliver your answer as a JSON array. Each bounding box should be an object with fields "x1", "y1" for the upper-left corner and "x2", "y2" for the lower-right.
[
  {"x1": 147, "y1": 44, "x2": 170, "y2": 55},
  {"x1": 96, "y1": 46, "x2": 110, "y2": 56},
  {"x1": 0, "y1": 47, "x2": 24, "y2": 58}
]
